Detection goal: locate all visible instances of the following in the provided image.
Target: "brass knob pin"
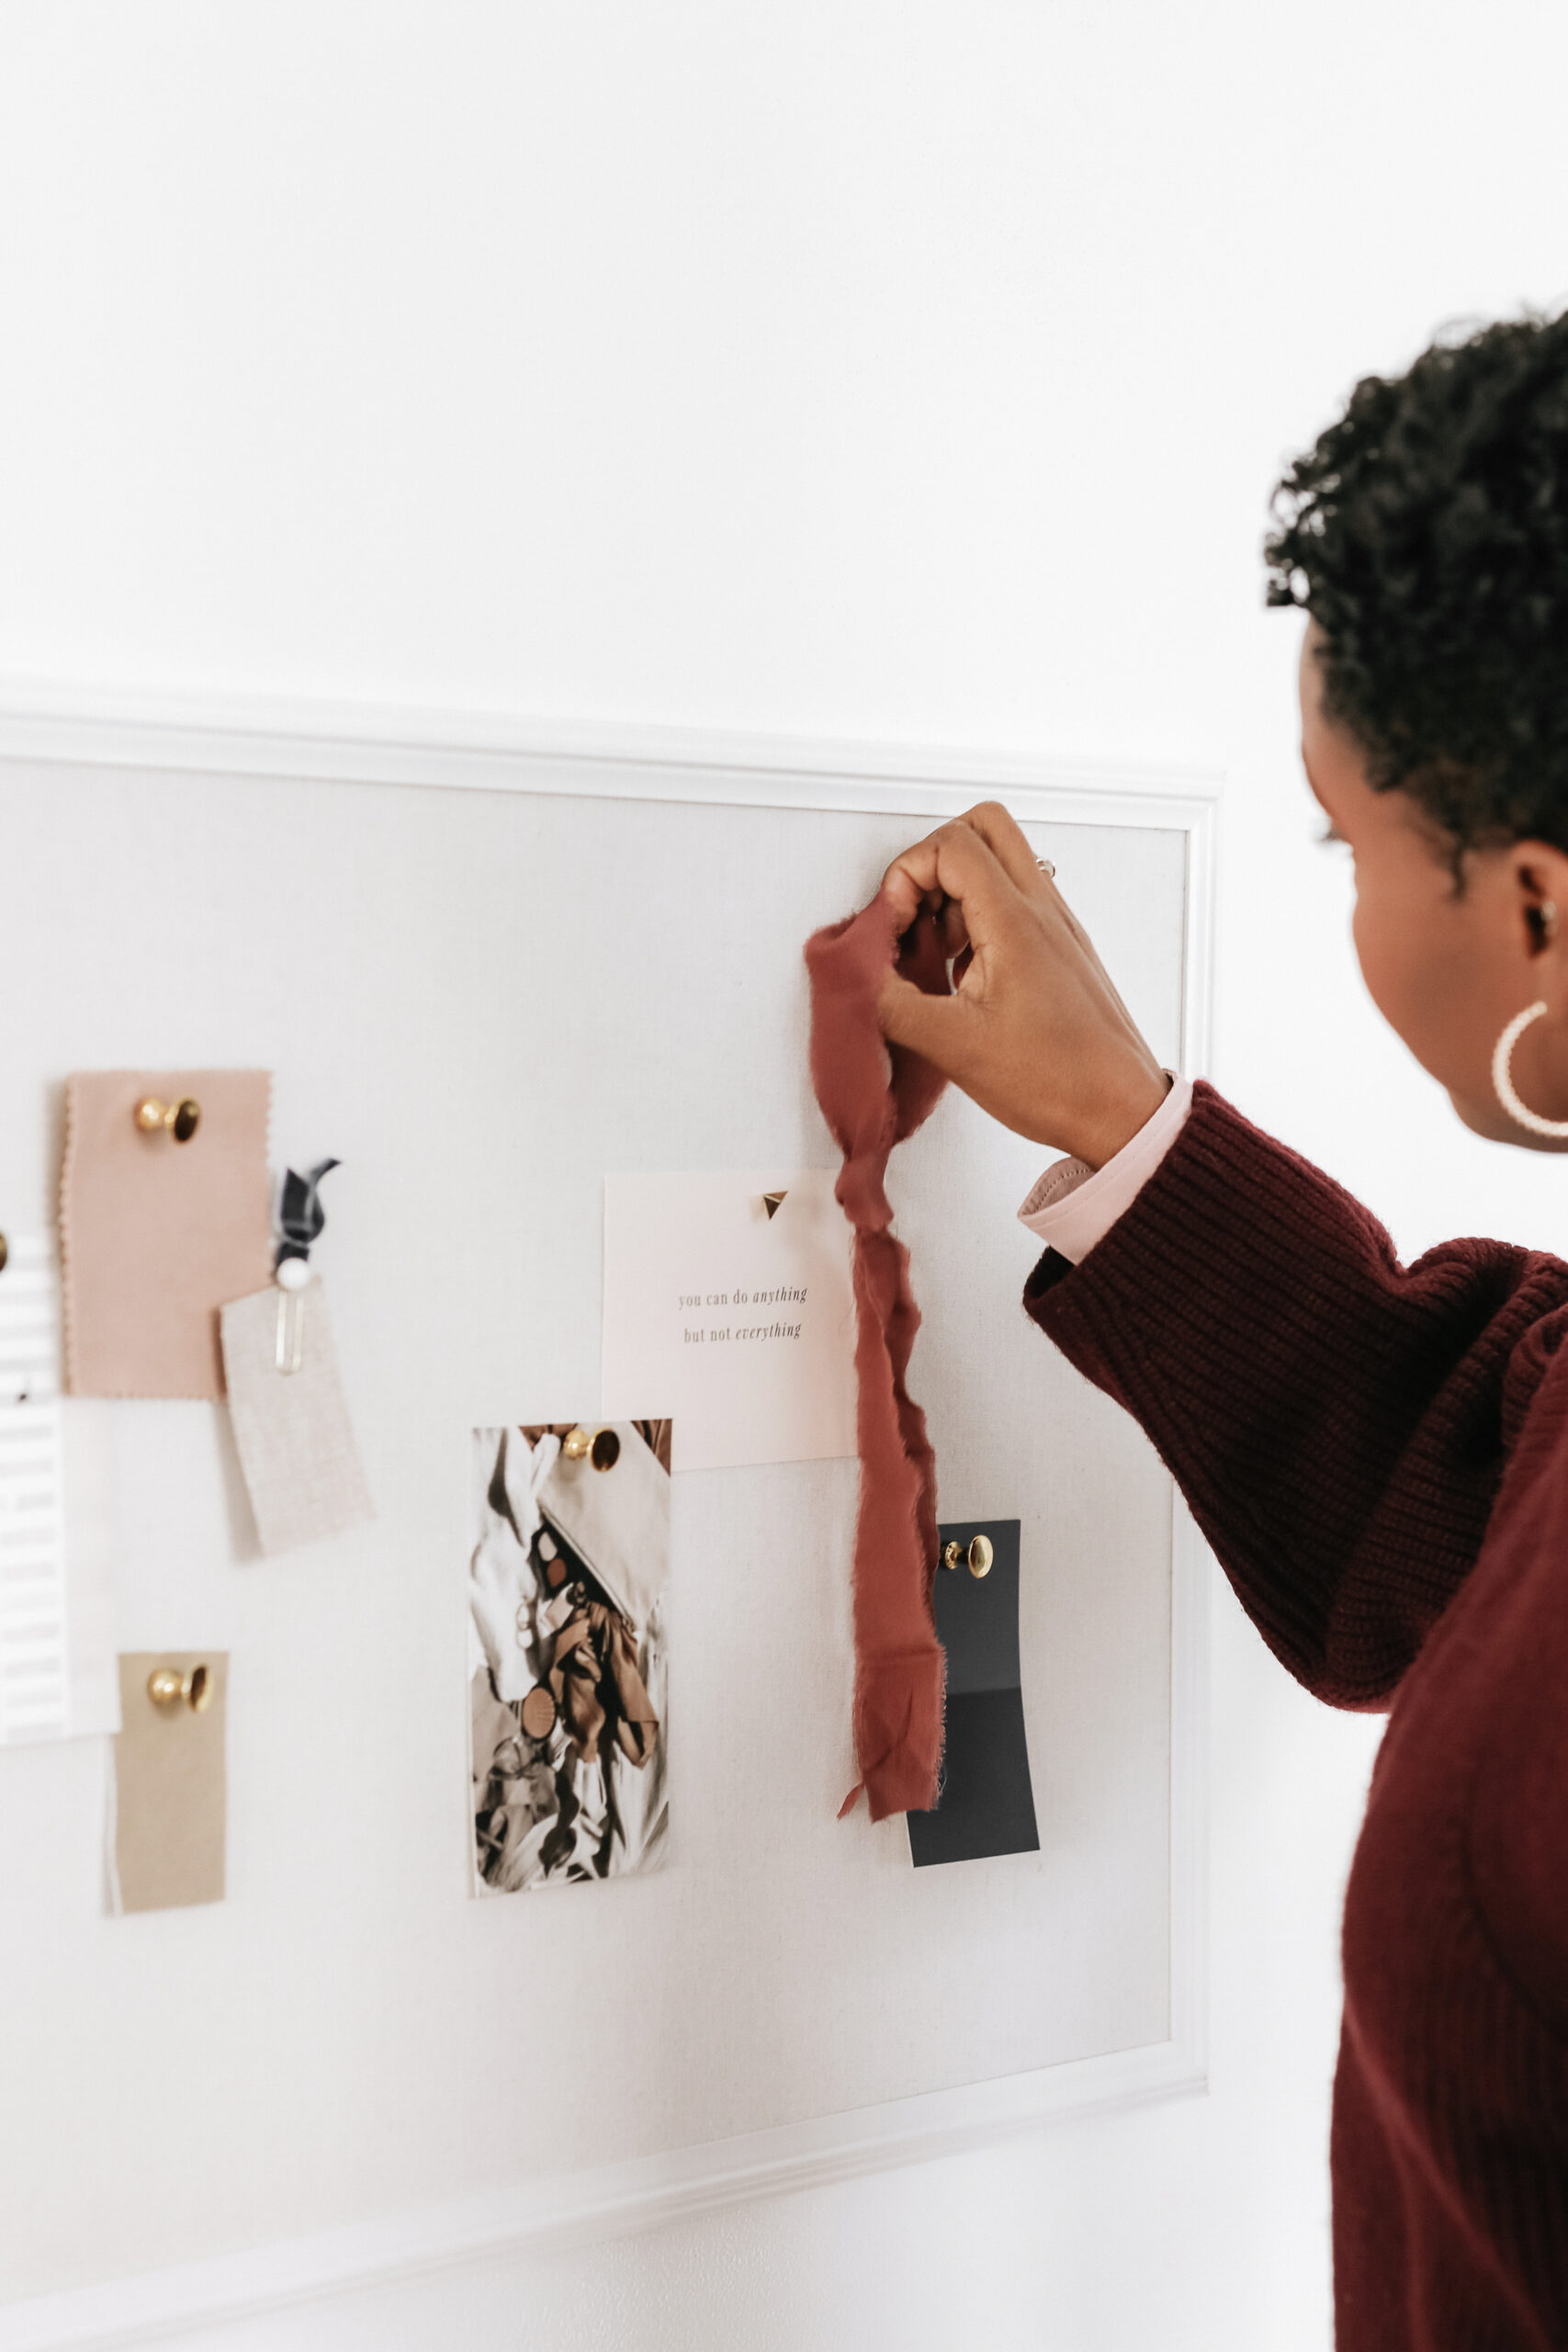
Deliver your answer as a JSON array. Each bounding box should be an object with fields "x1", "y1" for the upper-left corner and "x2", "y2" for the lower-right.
[
  {"x1": 942, "y1": 1533, "x2": 994, "y2": 1579},
  {"x1": 562, "y1": 1425, "x2": 621, "y2": 1472},
  {"x1": 134, "y1": 1096, "x2": 200, "y2": 1143},
  {"x1": 147, "y1": 1663, "x2": 212, "y2": 1713}
]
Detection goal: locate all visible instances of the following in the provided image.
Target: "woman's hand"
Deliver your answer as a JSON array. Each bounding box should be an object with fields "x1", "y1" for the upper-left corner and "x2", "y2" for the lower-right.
[{"x1": 877, "y1": 802, "x2": 1169, "y2": 1169}]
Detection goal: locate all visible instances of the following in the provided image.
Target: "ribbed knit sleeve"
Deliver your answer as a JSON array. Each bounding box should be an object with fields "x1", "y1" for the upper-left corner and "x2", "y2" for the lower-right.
[{"x1": 1025, "y1": 1082, "x2": 1568, "y2": 1707}]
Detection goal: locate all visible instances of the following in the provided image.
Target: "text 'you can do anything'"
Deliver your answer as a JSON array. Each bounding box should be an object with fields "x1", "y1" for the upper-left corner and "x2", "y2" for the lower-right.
[{"x1": 679, "y1": 1284, "x2": 807, "y2": 1344}]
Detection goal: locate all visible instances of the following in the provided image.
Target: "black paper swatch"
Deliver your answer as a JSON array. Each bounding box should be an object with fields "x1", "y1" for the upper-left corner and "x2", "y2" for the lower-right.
[{"x1": 907, "y1": 1518, "x2": 1040, "y2": 1869}]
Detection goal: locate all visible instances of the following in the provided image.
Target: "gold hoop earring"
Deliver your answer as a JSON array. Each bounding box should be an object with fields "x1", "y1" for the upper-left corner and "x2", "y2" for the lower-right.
[{"x1": 1492, "y1": 1001, "x2": 1568, "y2": 1138}]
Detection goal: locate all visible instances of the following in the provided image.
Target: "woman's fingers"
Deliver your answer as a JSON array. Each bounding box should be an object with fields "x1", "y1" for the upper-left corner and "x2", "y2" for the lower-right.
[
  {"x1": 877, "y1": 833, "x2": 949, "y2": 930},
  {"x1": 937, "y1": 893, "x2": 971, "y2": 959},
  {"x1": 948, "y1": 801, "x2": 1049, "y2": 899},
  {"x1": 879, "y1": 803, "x2": 1060, "y2": 970},
  {"x1": 879, "y1": 815, "x2": 1018, "y2": 943},
  {"x1": 868, "y1": 797, "x2": 1167, "y2": 1159}
]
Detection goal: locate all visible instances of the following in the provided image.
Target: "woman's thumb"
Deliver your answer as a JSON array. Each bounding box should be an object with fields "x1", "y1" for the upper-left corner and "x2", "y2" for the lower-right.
[{"x1": 876, "y1": 967, "x2": 967, "y2": 1078}]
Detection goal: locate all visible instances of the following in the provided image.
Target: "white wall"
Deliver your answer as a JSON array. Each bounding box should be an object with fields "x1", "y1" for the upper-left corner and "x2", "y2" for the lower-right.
[{"x1": 4, "y1": 5, "x2": 1568, "y2": 2346}]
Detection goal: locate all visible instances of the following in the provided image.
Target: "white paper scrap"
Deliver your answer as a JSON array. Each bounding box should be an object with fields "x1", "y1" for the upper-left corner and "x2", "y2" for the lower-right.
[{"x1": 602, "y1": 1170, "x2": 856, "y2": 1472}]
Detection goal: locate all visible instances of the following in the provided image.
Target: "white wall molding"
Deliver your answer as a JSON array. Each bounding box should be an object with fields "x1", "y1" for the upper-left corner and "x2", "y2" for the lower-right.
[
  {"x1": 0, "y1": 691, "x2": 1215, "y2": 2352},
  {"x1": 0, "y1": 681, "x2": 1220, "y2": 1083},
  {"x1": 0, "y1": 680, "x2": 1224, "y2": 814},
  {"x1": 1, "y1": 2031, "x2": 1206, "y2": 2352}
]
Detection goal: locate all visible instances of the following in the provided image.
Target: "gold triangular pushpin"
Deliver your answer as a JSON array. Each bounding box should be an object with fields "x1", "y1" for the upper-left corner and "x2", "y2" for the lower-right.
[{"x1": 761, "y1": 1190, "x2": 787, "y2": 1220}]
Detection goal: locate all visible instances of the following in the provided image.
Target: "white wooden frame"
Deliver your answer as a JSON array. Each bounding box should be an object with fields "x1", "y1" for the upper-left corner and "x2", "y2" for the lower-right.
[{"x1": 0, "y1": 687, "x2": 1219, "y2": 2352}]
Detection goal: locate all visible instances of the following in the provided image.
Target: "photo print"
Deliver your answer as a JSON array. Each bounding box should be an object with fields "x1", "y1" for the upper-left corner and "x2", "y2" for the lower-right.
[{"x1": 469, "y1": 1419, "x2": 670, "y2": 1893}]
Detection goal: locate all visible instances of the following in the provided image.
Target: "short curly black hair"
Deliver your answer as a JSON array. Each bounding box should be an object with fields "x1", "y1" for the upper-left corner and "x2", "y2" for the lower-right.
[{"x1": 1266, "y1": 311, "x2": 1568, "y2": 854}]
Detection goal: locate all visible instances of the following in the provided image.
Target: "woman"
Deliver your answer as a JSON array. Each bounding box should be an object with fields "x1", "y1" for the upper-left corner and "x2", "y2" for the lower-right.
[{"x1": 877, "y1": 313, "x2": 1568, "y2": 2350}]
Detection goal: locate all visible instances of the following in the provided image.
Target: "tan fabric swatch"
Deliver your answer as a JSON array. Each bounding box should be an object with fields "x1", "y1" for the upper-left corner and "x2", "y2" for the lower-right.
[
  {"x1": 62, "y1": 1070, "x2": 273, "y2": 1399},
  {"x1": 220, "y1": 1282, "x2": 374, "y2": 1556},
  {"x1": 111, "y1": 1652, "x2": 228, "y2": 1914}
]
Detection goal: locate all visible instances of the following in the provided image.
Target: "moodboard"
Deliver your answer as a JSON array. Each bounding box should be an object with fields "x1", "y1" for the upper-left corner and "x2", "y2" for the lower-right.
[{"x1": 0, "y1": 747, "x2": 1202, "y2": 2306}]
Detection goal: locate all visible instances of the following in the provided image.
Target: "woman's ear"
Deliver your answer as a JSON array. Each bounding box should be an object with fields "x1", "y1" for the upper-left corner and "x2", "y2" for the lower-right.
[{"x1": 1512, "y1": 848, "x2": 1568, "y2": 965}]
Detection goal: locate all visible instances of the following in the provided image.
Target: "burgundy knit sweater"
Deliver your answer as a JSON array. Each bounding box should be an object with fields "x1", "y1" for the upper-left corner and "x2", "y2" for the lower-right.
[{"x1": 1026, "y1": 1083, "x2": 1568, "y2": 2351}]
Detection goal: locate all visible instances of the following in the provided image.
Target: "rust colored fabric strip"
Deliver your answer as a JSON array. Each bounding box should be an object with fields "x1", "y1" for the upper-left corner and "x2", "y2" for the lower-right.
[{"x1": 805, "y1": 895, "x2": 952, "y2": 1821}]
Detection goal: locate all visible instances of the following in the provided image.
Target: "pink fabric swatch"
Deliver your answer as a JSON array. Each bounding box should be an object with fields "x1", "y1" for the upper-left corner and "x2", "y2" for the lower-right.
[
  {"x1": 62, "y1": 1070, "x2": 273, "y2": 1399},
  {"x1": 805, "y1": 897, "x2": 952, "y2": 1822}
]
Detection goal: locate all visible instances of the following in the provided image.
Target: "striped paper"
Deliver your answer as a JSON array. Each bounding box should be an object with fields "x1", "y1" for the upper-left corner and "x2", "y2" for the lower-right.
[{"x1": 0, "y1": 1234, "x2": 69, "y2": 1745}]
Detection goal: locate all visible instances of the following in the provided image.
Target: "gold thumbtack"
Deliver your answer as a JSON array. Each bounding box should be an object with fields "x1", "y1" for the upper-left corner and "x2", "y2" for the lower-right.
[
  {"x1": 0, "y1": 1233, "x2": 8, "y2": 1274},
  {"x1": 147, "y1": 1663, "x2": 212, "y2": 1713},
  {"x1": 561, "y1": 1425, "x2": 622, "y2": 1471},
  {"x1": 761, "y1": 1191, "x2": 787, "y2": 1219},
  {"x1": 134, "y1": 1096, "x2": 201, "y2": 1143},
  {"x1": 942, "y1": 1534, "x2": 994, "y2": 1578}
]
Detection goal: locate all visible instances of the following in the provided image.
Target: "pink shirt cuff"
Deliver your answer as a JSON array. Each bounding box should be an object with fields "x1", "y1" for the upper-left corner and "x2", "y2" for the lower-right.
[{"x1": 1017, "y1": 1075, "x2": 1194, "y2": 1265}]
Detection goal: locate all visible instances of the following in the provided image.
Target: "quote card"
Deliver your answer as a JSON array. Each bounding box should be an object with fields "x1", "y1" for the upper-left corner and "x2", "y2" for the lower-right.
[{"x1": 602, "y1": 1170, "x2": 855, "y2": 1471}]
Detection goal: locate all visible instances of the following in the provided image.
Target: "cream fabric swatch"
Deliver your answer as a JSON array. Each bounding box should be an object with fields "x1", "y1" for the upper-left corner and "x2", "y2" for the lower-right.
[
  {"x1": 110, "y1": 1652, "x2": 228, "y2": 1914},
  {"x1": 220, "y1": 1281, "x2": 374, "y2": 1556},
  {"x1": 62, "y1": 1069, "x2": 273, "y2": 1399}
]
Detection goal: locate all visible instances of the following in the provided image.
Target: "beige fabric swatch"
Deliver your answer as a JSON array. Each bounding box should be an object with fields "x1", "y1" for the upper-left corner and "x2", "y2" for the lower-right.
[
  {"x1": 220, "y1": 1281, "x2": 375, "y2": 1556},
  {"x1": 111, "y1": 1651, "x2": 227, "y2": 1914},
  {"x1": 62, "y1": 1070, "x2": 273, "y2": 1399}
]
